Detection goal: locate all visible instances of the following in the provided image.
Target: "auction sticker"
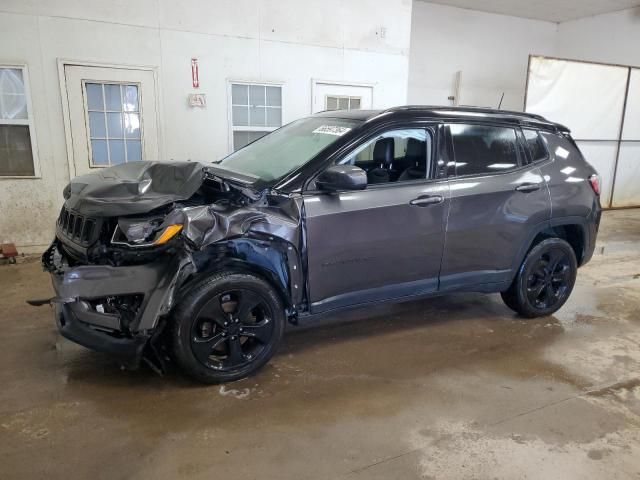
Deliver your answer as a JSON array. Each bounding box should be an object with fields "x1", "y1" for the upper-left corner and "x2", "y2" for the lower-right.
[{"x1": 313, "y1": 125, "x2": 352, "y2": 136}]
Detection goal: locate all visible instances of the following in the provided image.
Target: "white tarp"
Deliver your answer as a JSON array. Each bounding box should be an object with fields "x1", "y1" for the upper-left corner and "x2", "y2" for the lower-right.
[
  {"x1": 612, "y1": 144, "x2": 640, "y2": 207},
  {"x1": 526, "y1": 57, "x2": 627, "y2": 140},
  {"x1": 525, "y1": 56, "x2": 640, "y2": 207},
  {"x1": 613, "y1": 69, "x2": 640, "y2": 207},
  {"x1": 622, "y1": 69, "x2": 640, "y2": 141}
]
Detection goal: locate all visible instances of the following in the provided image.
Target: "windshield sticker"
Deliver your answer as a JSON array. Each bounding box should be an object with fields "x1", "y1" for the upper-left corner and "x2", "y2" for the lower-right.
[{"x1": 313, "y1": 125, "x2": 352, "y2": 136}]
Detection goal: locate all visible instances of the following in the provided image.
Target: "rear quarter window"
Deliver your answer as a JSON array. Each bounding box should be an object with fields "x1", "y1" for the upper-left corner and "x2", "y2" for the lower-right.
[{"x1": 522, "y1": 129, "x2": 548, "y2": 162}]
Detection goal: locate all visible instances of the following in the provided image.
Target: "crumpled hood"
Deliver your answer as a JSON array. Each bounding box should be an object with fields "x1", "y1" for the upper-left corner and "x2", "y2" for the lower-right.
[{"x1": 64, "y1": 161, "x2": 205, "y2": 217}]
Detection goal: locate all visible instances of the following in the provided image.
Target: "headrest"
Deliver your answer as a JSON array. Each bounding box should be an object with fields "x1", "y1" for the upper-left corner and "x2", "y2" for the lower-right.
[
  {"x1": 373, "y1": 137, "x2": 395, "y2": 166},
  {"x1": 405, "y1": 137, "x2": 425, "y2": 163}
]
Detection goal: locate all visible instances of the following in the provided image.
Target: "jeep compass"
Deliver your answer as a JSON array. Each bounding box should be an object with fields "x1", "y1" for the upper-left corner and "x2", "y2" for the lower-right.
[{"x1": 32, "y1": 106, "x2": 602, "y2": 383}]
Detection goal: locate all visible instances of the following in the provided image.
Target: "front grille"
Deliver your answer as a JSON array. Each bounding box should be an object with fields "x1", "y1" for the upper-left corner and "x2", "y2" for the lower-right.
[{"x1": 57, "y1": 206, "x2": 99, "y2": 246}]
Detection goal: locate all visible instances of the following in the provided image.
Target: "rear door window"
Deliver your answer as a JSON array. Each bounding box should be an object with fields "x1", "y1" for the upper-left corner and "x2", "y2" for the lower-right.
[
  {"x1": 522, "y1": 129, "x2": 548, "y2": 162},
  {"x1": 449, "y1": 124, "x2": 520, "y2": 176}
]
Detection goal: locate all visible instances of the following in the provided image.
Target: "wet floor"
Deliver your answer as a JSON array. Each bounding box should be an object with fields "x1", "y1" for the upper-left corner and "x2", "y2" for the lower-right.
[{"x1": 1, "y1": 209, "x2": 640, "y2": 479}]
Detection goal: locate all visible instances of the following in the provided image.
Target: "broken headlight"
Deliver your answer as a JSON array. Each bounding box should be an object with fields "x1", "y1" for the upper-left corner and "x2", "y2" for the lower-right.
[
  {"x1": 125, "y1": 220, "x2": 157, "y2": 243},
  {"x1": 112, "y1": 217, "x2": 183, "y2": 247}
]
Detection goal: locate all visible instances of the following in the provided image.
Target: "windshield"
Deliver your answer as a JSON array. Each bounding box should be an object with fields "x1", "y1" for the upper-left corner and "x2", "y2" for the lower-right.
[{"x1": 218, "y1": 117, "x2": 362, "y2": 182}]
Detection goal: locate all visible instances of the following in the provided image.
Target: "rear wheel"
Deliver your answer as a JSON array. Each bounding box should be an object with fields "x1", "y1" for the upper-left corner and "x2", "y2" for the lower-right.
[
  {"x1": 172, "y1": 272, "x2": 285, "y2": 384},
  {"x1": 501, "y1": 238, "x2": 577, "y2": 318}
]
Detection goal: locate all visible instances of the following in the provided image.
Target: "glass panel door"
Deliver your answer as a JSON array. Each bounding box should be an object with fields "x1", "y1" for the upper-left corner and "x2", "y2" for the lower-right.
[
  {"x1": 64, "y1": 64, "x2": 159, "y2": 177},
  {"x1": 85, "y1": 82, "x2": 142, "y2": 166}
]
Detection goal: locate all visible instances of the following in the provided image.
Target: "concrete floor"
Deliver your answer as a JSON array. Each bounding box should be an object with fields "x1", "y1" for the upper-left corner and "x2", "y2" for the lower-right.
[{"x1": 1, "y1": 210, "x2": 640, "y2": 479}]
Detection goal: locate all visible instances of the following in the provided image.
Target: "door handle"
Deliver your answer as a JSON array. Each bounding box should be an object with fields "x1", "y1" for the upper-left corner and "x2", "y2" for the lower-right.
[
  {"x1": 515, "y1": 183, "x2": 541, "y2": 193},
  {"x1": 410, "y1": 195, "x2": 444, "y2": 206}
]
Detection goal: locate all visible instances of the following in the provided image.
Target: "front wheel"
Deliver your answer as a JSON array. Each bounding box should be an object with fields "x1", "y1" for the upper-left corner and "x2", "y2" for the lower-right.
[
  {"x1": 501, "y1": 238, "x2": 577, "y2": 318},
  {"x1": 171, "y1": 272, "x2": 285, "y2": 384}
]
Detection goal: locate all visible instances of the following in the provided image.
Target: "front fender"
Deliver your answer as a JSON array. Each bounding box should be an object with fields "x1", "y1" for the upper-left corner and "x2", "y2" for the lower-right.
[{"x1": 186, "y1": 236, "x2": 304, "y2": 311}]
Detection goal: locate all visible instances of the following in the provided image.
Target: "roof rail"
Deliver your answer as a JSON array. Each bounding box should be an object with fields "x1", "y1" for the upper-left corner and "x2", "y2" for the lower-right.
[{"x1": 379, "y1": 105, "x2": 551, "y2": 123}]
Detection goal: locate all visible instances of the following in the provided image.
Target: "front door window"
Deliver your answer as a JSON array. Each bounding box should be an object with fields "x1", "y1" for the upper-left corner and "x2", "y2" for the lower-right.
[{"x1": 338, "y1": 129, "x2": 431, "y2": 184}]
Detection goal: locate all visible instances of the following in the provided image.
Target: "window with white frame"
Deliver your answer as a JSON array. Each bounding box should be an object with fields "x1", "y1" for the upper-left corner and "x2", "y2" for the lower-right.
[
  {"x1": 85, "y1": 82, "x2": 143, "y2": 166},
  {"x1": 0, "y1": 67, "x2": 36, "y2": 176},
  {"x1": 325, "y1": 95, "x2": 361, "y2": 111},
  {"x1": 231, "y1": 83, "x2": 282, "y2": 151}
]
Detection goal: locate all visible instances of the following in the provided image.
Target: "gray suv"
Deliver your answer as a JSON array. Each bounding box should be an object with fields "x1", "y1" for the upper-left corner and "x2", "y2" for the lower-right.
[{"x1": 33, "y1": 106, "x2": 602, "y2": 383}]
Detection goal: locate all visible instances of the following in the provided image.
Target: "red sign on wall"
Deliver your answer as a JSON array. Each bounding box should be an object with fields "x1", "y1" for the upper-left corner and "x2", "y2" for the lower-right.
[{"x1": 191, "y1": 58, "x2": 199, "y2": 88}]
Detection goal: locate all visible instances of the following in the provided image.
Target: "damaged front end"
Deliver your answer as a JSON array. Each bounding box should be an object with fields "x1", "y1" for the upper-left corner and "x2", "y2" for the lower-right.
[{"x1": 35, "y1": 161, "x2": 305, "y2": 370}]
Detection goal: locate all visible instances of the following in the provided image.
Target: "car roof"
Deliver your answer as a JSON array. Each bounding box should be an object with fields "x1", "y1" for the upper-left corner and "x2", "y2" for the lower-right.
[
  {"x1": 312, "y1": 109, "x2": 382, "y2": 120},
  {"x1": 312, "y1": 105, "x2": 568, "y2": 132}
]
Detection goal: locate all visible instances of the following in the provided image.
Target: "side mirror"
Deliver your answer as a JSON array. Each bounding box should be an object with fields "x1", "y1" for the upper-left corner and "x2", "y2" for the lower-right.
[{"x1": 316, "y1": 165, "x2": 367, "y2": 191}]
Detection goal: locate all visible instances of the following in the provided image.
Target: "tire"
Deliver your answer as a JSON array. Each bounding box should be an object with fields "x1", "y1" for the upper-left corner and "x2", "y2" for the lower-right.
[
  {"x1": 171, "y1": 271, "x2": 285, "y2": 384},
  {"x1": 501, "y1": 238, "x2": 577, "y2": 318}
]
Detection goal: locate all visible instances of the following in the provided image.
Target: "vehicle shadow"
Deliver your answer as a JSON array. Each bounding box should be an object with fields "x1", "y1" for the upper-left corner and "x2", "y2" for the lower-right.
[
  {"x1": 60, "y1": 291, "x2": 563, "y2": 390},
  {"x1": 50, "y1": 290, "x2": 577, "y2": 448},
  {"x1": 281, "y1": 292, "x2": 524, "y2": 354}
]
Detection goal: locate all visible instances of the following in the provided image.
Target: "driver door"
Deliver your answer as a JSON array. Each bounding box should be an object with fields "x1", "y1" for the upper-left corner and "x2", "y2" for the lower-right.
[{"x1": 303, "y1": 125, "x2": 450, "y2": 313}]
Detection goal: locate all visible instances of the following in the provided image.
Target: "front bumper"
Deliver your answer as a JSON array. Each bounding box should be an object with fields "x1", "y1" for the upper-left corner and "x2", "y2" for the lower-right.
[
  {"x1": 44, "y1": 240, "x2": 189, "y2": 366},
  {"x1": 55, "y1": 303, "x2": 148, "y2": 367}
]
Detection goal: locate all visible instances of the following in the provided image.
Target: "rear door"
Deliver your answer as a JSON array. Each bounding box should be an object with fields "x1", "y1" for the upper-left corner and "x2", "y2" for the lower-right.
[
  {"x1": 303, "y1": 124, "x2": 450, "y2": 313},
  {"x1": 439, "y1": 122, "x2": 551, "y2": 291}
]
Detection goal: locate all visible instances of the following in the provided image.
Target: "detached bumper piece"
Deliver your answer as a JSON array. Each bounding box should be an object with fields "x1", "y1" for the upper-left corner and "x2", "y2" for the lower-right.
[
  {"x1": 56, "y1": 303, "x2": 148, "y2": 368},
  {"x1": 41, "y1": 240, "x2": 184, "y2": 368}
]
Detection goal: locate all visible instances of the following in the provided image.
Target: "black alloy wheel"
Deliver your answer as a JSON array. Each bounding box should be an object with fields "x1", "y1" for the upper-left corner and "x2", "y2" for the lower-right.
[
  {"x1": 172, "y1": 272, "x2": 285, "y2": 383},
  {"x1": 190, "y1": 289, "x2": 275, "y2": 371},
  {"x1": 525, "y1": 248, "x2": 572, "y2": 310},
  {"x1": 501, "y1": 237, "x2": 577, "y2": 318}
]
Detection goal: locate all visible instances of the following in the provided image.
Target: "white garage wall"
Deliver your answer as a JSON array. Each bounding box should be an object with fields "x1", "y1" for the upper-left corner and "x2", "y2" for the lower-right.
[
  {"x1": 0, "y1": 0, "x2": 412, "y2": 250},
  {"x1": 408, "y1": 2, "x2": 557, "y2": 111},
  {"x1": 2, "y1": 1, "x2": 637, "y2": 250},
  {"x1": 556, "y1": 7, "x2": 640, "y2": 67}
]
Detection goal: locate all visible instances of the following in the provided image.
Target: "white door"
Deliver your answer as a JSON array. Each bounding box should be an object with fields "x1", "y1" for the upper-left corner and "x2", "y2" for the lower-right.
[
  {"x1": 312, "y1": 81, "x2": 373, "y2": 113},
  {"x1": 64, "y1": 65, "x2": 159, "y2": 177}
]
